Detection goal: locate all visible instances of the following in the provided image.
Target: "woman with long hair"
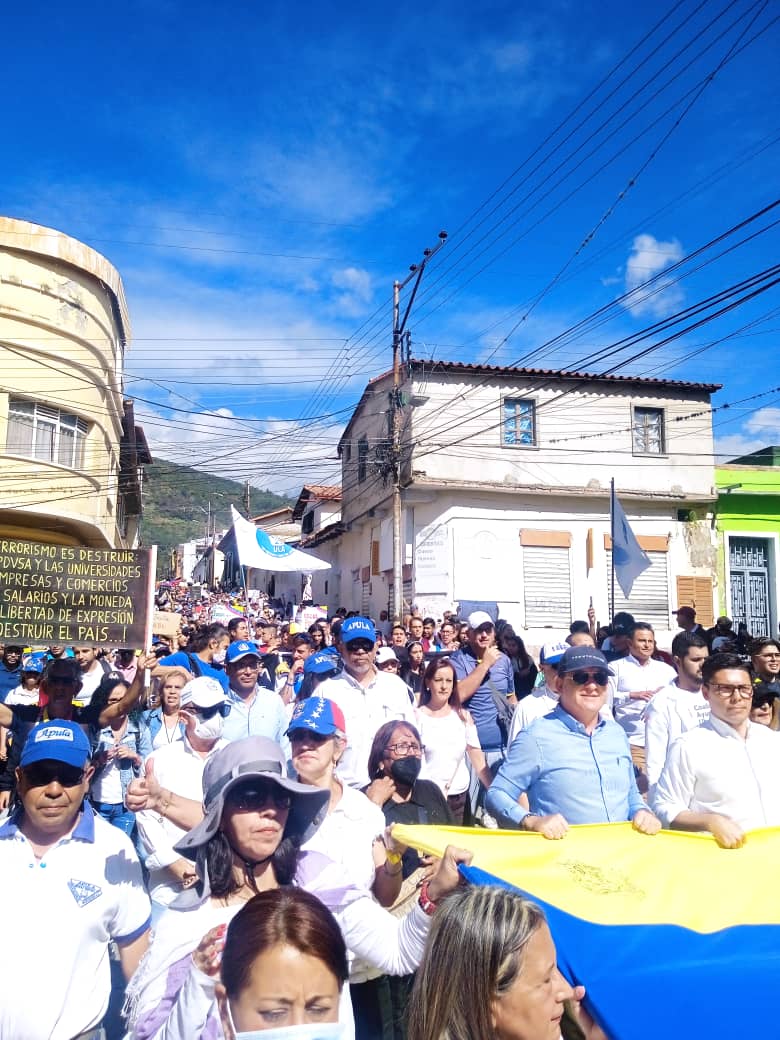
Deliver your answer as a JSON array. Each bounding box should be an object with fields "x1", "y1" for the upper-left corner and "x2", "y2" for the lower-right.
[
  {"x1": 401, "y1": 642, "x2": 426, "y2": 701},
  {"x1": 416, "y1": 659, "x2": 493, "y2": 824},
  {"x1": 144, "y1": 671, "x2": 187, "y2": 748},
  {"x1": 499, "y1": 629, "x2": 538, "y2": 700},
  {"x1": 407, "y1": 885, "x2": 606, "y2": 1040},
  {"x1": 125, "y1": 736, "x2": 469, "y2": 1040}
]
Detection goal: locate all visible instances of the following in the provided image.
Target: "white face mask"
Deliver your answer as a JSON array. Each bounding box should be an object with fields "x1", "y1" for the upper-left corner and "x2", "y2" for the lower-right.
[
  {"x1": 212, "y1": 648, "x2": 228, "y2": 665},
  {"x1": 226, "y1": 1003, "x2": 345, "y2": 1040},
  {"x1": 192, "y1": 711, "x2": 225, "y2": 742}
]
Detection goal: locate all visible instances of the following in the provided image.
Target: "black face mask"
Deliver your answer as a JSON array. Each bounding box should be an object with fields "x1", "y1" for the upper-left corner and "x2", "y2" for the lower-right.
[{"x1": 389, "y1": 756, "x2": 421, "y2": 787}]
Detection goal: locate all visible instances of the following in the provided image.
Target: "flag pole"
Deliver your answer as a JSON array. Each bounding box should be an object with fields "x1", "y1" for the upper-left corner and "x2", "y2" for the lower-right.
[{"x1": 610, "y1": 477, "x2": 616, "y2": 621}]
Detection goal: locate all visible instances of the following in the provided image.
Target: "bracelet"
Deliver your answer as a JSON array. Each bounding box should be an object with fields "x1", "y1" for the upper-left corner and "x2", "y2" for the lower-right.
[
  {"x1": 385, "y1": 848, "x2": 403, "y2": 867},
  {"x1": 384, "y1": 859, "x2": 403, "y2": 877},
  {"x1": 418, "y1": 879, "x2": 438, "y2": 916},
  {"x1": 521, "y1": 812, "x2": 539, "y2": 831},
  {"x1": 158, "y1": 790, "x2": 172, "y2": 818}
]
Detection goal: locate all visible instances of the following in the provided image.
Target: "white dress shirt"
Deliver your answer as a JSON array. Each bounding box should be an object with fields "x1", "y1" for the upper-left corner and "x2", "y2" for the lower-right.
[
  {"x1": 609, "y1": 654, "x2": 677, "y2": 747},
  {"x1": 644, "y1": 682, "x2": 710, "y2": 791},
  {"x1": 651, "y1": 715, "x2": 780, "y2": 829},
  {"x1": 316, "y1": 668, "x2": 416, "y2": 788}
]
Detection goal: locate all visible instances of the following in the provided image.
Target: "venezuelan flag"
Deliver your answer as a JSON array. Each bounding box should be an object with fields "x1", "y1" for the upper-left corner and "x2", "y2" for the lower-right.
[{"x1": 392, "y1": 823, "x2": 780, "y2": 1039}]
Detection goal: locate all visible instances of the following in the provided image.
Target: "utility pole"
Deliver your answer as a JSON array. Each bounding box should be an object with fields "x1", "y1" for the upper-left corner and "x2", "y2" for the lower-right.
[
  {"x1": 391, "y1": 231, "x2": 448, "y2": 623},
  {"x1": 244, "y1": 480, "x2": 251, "y2": 516}
]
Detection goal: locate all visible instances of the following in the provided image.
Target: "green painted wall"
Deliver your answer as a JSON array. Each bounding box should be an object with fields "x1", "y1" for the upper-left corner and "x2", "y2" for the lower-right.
[{"x1": 714, "y1": 465, "x2": 780, "y2": 614}]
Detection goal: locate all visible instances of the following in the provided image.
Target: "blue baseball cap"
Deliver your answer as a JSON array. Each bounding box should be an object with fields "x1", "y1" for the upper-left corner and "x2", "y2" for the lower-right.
[
  {"x1": 339, "y1": 616, "x2": 376, "y2": 644},
  {"x1": 557, "y1": 646, "x2": 615, "y2": 677},
  {"x1": 304, "y1": 650, "x2": 340, "y2": 675},
  {"x1": 225, "y1": 640, "x2": 262, "y2": 665},
  {"x1": 20, "y1": 720, "x2": 92, "y2": 769},
  {"x1": 21, "y1": 652, "x2": 46, "y2": 675},
  {"x1": 286, "y1": 696, "x2": 347, "y2": 738}
]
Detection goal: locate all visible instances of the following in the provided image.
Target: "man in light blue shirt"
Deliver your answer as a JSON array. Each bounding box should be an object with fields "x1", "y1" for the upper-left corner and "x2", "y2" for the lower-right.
[
  {"x1": 221, "y1": 641, "x2": 286, "y2": 744},
  {"x1": 486, "y1": 646, "x2": 661, "y2": 838}
]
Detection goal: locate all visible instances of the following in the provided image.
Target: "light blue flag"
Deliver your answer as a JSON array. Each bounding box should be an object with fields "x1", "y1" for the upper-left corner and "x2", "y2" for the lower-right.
[{"x1": 611, "y1": 486, "x2": 651, "y2": 598}]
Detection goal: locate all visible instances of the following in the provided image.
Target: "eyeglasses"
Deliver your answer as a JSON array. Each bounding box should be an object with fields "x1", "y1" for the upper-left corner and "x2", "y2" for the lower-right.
[
  {"x1": 344, "y1": 640, "x2": 374, "y2": 653},
  {"x1": 708, "y1": 683, "x2": 753, "y2": 700},
  {"x1": 22, "y1": 762, "x2": 85, "y2": 788},
  {"x1": 46, "y1": 675, "x2": 79, "y2": 687},
  {"x1": 385, "y1": 741, "x2": 424, "y2": 755},
  {"x1": 378, "y1": 661, "x2": 399, "y2": 669},
  {"x1": 226, "y1": 782, "x2": 292, "y2": 812},
  {"x1": 567, "y1": 670, "x2": 610, "y2": 687}
]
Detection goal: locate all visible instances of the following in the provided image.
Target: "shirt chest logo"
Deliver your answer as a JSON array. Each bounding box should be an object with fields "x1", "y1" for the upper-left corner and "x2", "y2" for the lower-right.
[{"x1": 68, "y1": 878, "x2": 102, "y2": 907}]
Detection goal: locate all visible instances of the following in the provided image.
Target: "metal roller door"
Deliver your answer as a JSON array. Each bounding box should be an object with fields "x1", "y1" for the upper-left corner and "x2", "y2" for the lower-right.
[
  {"x1": 607, "y1": 550, "x2": 669, "y2": 629},
  {"x1": 523, "y1": 545, "x2": 572, "y2": 627}
]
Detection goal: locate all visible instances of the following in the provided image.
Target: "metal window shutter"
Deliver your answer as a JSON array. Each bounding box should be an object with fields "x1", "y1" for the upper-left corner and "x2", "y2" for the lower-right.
[
  {"x1": 607, "y1": 550, "x2": 669, "y2": 629},
  {"x1": 523, "y1": 545, "x2": 571, "y2": 627}
]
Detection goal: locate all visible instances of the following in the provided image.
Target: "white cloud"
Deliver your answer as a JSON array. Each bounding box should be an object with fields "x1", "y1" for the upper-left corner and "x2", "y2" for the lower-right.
[
  {"x1": 745, "y1": 406, "x2": 780, "y2": 436},
  {"x1": 331, "y1": 266, "x2": 373, "y2": 317},
  {"x1": 623, "y1": 233, "x2": 685, "y2": 319},
  {"x1": 715, "y1": 408, "x2": 780, "y2": 462},
  {"x1": 137, "y1": 402, "x2": 344, "y2": 497}
]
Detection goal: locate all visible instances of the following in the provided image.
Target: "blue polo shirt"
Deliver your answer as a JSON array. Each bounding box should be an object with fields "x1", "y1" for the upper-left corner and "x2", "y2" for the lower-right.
[
  {"x1": 0, "y1": 662, "x2": 21, "y2": 703},
  {"x1": 486, "y1": 704, "x2": 646, "y2": 828},
  {"x1": 449, "y1": 645, "x2": 515, "y2": 751}
]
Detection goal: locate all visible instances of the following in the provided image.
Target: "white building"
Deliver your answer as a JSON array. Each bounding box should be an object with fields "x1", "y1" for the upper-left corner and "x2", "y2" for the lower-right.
[{"x1": 314, "y1": 359, "x2": 721, "y2": 645}]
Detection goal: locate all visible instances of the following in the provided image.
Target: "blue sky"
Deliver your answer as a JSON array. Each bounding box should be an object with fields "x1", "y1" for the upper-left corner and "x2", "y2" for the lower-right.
[{"x1": 3, "y1": 0, "x2": 779, "y2": 494}]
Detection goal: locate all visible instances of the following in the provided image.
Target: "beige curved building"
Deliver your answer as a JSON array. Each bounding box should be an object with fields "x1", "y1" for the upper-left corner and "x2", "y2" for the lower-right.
[{"x1": 0, "y1": 217, "x2": 150, "y2": 549}]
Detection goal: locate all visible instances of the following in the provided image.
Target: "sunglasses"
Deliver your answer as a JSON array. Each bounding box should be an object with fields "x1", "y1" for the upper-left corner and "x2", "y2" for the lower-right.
[
  {"x1": 22, "y1": 762, "x2": 85, "y2": 788},
  {"x1": 345, "y1": 640, "x2": 374, "y2": 653},
  {"x1": 188, "y1": 703, "x2": 231, "y2": 719},
  {"x1": 47, "y1": 675, "x2": 79, "y2": 687},
  {"x1": 567, "y1": 670, "x2": 610, "y2": 687},
  {"x1": 227, "y1": 782, "x2": 292, "y2": 812}
]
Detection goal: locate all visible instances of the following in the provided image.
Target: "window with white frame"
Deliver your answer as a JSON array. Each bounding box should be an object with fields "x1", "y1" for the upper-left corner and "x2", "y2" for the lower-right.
[
  {"x1": 503, "y1": 398, "x2": 536, "y2": 447},
  {"x1": 6, "y1": 399, "x2": 88, "y2": 469},
  {"x1": 632, "y1": 406, "x2": 665, "y2": 455}
]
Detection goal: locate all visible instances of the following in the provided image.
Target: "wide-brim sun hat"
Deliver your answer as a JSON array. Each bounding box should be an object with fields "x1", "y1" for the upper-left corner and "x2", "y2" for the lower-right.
[{"x1": 174, "y1": 736, "x2": 329, "y2": 860}]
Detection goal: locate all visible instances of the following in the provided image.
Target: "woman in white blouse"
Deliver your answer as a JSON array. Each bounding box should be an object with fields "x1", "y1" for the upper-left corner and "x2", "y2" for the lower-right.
[{"x1": 416, "y1": 658, "x2": 493, "y2": 824}]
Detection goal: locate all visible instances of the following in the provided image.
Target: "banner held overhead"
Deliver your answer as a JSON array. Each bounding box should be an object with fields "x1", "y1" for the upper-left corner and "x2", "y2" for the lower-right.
[{"x1": 0, "y1": 537, "x2": 156, "y2": 647}]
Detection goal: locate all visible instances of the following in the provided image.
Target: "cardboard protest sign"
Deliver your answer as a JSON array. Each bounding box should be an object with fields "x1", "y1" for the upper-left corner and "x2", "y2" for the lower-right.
[
  {"x1": 152, "y1": 610, "x2": 182, "y2": 639},
  {"x1": 0, "y1": 538, "x2": 156, "y2": 648}
]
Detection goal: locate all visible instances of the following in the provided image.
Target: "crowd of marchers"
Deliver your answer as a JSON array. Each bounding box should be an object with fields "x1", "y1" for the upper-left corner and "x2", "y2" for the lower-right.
[{"x1": 0, "y1": 597, "x2": 778, "y2": 1040}]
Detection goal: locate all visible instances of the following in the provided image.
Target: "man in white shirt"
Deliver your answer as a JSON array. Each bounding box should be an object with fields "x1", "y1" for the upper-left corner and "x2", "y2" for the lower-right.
[
  {"x1": 72, "y1": 646, "x2": 109, "y2": 706},
  {"x1": 0, "y1": 720, "x2": 150, "y2": 1039},
  {"x1": 609, "y1": 623, "x2": 676, "y2": 787},
  {"x1": 652, "y1": 653, "x2": 780, "y2": 847},
  {"x1": 644, "y1": 632, "x2": 710, "y2": 795},
  {"x1": 135, "y1": 676, "x2": 229, "y2": 920},
  {"x1": 506, "y1": 642, "x2": 568, "y2": 746},
  {"x1": 316, "y1": 616, "x2": 416, "y2": 788}
]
